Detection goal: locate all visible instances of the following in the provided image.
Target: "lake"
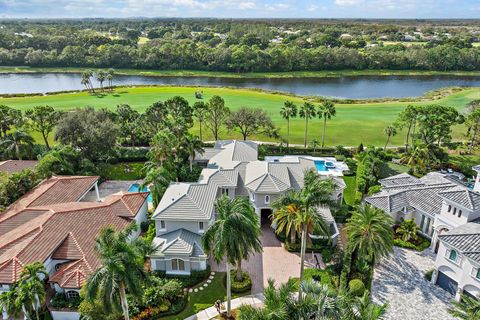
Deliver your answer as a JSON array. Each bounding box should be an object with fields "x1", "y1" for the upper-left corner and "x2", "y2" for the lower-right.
[{"x1": 1, "y1": 72, "x2": 480, "y2": 99}]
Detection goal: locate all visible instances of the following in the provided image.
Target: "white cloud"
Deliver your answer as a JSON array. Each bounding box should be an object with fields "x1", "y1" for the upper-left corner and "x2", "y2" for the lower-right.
[
  {"x1": 239, "y1": 1, "x2": 256, "y2": 9},
  {"x1": 334, "y1": 0, "x2": 362, "y2": 6}
]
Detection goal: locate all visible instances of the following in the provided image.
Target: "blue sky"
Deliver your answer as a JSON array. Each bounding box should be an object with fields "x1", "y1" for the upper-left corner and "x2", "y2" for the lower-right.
[{"x1": 0, "y1": 0, "x2": 479, "y2": 19}]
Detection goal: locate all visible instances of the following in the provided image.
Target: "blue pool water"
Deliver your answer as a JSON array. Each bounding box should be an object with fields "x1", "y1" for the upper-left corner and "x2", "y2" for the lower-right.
[
  {"x1": 128, "y1": 183, "x2": 153, "y2": 203},
  {"x1": 314, "y1": 160, "x2": 329, "y2": 172}
]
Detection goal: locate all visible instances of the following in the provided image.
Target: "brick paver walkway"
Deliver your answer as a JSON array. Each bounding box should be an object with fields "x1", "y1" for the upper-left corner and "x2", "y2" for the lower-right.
[
  {"x1": 372, "y1": 247, "x2": 455, "y2": 320},
  {"x1": 210, "y1": 226, "x2": 313, "y2": 293}
]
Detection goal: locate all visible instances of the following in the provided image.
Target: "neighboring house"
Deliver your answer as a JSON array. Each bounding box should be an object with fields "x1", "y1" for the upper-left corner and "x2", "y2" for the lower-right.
[
  {"x1": 0, "y1": 160, "x2": 38, "y2": 175},
  {"x1": 150, "y1": 140, "x2": 347, "y2": 275},
  {"x1": 0, "y1": 176, "x2": 149, "y2": 320},
  {"x1": 366, "y1": 168, "x2": 480, "y2": 300}
]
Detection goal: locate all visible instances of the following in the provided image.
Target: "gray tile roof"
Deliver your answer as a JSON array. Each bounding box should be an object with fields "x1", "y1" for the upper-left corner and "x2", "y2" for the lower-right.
[
  {"x1": 379, "y1": 173, "x2": 423, "y2": 188},
  {"x1": 152, "y1": 228, "x2": 205, "y2": 256},
  {"x1": 439, "y1": 219, "x2": 480, "y2": 263},
  {"x1": 438, "y1": 187, "x2": 480, "y2": 210}
]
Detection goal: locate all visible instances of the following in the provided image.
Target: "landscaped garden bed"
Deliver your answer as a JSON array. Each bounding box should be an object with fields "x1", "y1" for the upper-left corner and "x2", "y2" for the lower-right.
[{"x1": 393, "y1": 221, "x2": 431, "y2": 251}]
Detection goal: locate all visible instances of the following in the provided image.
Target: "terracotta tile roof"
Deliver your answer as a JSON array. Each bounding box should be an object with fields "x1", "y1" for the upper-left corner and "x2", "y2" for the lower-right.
[
  {"x1": 0, "y1": 160, "x2": 38, "y2": 174},
  {"x1": 0, "y1": 176, "x2": 148, "y2": 288}
]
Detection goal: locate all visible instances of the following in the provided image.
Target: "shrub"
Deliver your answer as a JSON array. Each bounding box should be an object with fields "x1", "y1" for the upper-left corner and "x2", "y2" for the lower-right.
[
  {"x1": 348, "y1": 279, "x2": 366, "y2": 297},
  {"x1": 50, "y1": 293, "x2": 81, "y2": 310},
  {"x1": 367, "y1": 185, "x2": 382, "y2": 196},
  {"x1": 393, "y1": 238, "x2": 431, "y2": 251},
  {"x1": 143, "y1": 278, "x2": 182, "y2": 306},
  {"x1": 321, "y1": 248, "x2": 334, "y2": 263},
  {"x1": 425, "y1": 269, "x2": 434, "y2": 282},
  {"x1": 228, "y1": 270, "x2": 252, "y2": 293},
  {"x1": 154, "y1": 266, "x2": 211, "y2": 288},
  {"x1": 132, "y1": 302, "x2": 170, "y2": 320},
  {"x1": 140, "y1": 220, "x2": 150, "y2": 233}
]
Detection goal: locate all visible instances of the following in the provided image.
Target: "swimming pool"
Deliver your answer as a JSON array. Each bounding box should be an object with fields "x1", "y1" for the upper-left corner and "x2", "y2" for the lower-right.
[
  {"x1": 128, "y1": 183, "x2": 153, "y2": 203},
  {"x1": 314, "y1": 160, "x2": 329, "y2": 172}
]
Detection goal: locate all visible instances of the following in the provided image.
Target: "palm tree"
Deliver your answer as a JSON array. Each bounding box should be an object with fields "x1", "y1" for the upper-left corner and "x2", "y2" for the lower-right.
[
  {"x1": 296, "y1": 280, "x2": 340, "y2": 319},
  {"x1": 193, "y1": 101, "x2": 208, "y2": 141},
  {"x1": 448, "y1": 294, "x2": 480, "y2": 320},
  {"x1": 81, "y1": 70, "x2": 95, "y2": 93},
  {"x1": 141, "y1": 166, "x2": 175, "y2": 207},
  {"x1": 346, "y1": 205, "x2": 394, "y2": 268},
  {"x1": 280, "y1": 101, "x2": 297, "y2": 148},
  {"x1": 299, "y1": 102, "x2": 316, "y2": 148},
  {"x1": 396, "y1": 219, "x2": 418, "y2": 242},
  {"x1": 400, "y1": 145, "x2": 429, "y2": 175},
  {"x1": 96, "y1": 70, "x2": 106, "y2": 91},
  {"x1": 350, "y1": 290, "x2": 388, "y2": 320},
  {"x1": 201, "y1": 196, "x2": 262, "y2": 317},
  {"x1": 107, "y1": 68, "x2": 115, "y2": 89},
  {"x1": 239, "y1": 279, "x2": 294, "y2": 320},
  {"x1": 383, "y1": 125, "x2": 397, "y2": 151},
  {"x1": 271, "y1": 169, "x2": 337, "y2": 300},
  {"x1": 0, "y1": 262, "x2": 47, "y2": 320},
  {"x1": 86, "y1": 224, "x2": 149, "y2": 320},
  {"x1": 1, "y1": 130, "x2": 34, "y2": 160},
  {"x1": 318, "y1": 100, "x2": 336, "y2": 148},
  {"x1": 183, "y1": 133, "x2": 204, "y2": 172},
  {"x1": 309, "y1": 139, "x2": 320, "y2": 153}
]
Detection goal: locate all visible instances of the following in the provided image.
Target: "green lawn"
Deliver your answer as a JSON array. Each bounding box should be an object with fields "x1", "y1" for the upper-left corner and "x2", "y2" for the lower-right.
[
  {"x1": 161, "y1": 272, "x2": 246, "y2": 320},
  {"x1": 342, "y1": 175, "x2": 357, "y2": 206},
  {"x1": 100, "y1": 162, "x2": 145, "y2": 180},
  {"x1": 2, "y1": 86, "x2": 479, "y2": 146}
]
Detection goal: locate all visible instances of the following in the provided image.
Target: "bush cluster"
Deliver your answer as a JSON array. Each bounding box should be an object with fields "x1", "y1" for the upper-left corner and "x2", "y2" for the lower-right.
[
  {"x1": 228, "y1": 270, "x2": 252, "y2": 293},
  {"x1": 348, "y1": 279, "x2": 366, "y2": 297},
  {"x1": 50, "y1": 293, "x2": 82, "y2": 310}
]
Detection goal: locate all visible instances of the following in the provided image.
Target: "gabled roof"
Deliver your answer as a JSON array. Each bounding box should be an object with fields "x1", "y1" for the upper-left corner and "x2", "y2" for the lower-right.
[
  {"x1": 152, "y1": 229, "x2": 205, "y2": 257},
  {"x1": 0, "y1": 160, "x2": 38, "y2": 175},
  {"x1": 439, "y1": 219, "x2": 480, "y2": 263},
  {"x1": 208, "y1": 140, "x2": 258, "y2": 169},
  {"x1": 379, "y1": 173, "x2": 423, "y2": 188},
  {"x1": 49, "y1": 259, "x2": 92, "y2": 289},
  {"x1": 438, "y1": 187, "x2": 480, "y2": 211}
]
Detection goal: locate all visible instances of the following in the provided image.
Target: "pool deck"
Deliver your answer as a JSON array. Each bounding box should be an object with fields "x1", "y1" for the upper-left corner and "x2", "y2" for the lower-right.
[{"x1": 264, "y1": 155, "x2": 348, "y2": 177}]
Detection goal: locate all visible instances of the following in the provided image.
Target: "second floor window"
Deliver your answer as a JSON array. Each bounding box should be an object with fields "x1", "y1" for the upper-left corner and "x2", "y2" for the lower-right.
[
  {"x1": 447, "y1": 205, "x2": 451, "y2": 212},
  {"x1": 448, "y1": 249, "x2": 457, "y2": 262},
  {"x1": 222, "y1": 188, "x2": 229, "y2": 196},
  {"x1": 265, "y1": 195, "x2": 270, "y2": 204},
  {"x1": 160, "y1": 220, "x2": 166, "y2": 230},
  {"x1": 458, "y1": 210, "x2": 462, "y2": 218},
  {"x1": 199, "y1": 221, "x2": 204, "y2": 231}
]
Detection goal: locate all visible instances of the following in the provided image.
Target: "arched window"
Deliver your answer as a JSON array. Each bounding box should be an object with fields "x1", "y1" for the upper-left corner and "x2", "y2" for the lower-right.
[
  {"x1": 449, "y1": 249, "x2": 457, "y2": 262},
  {"x1": 171, "y1": 259, "x2": 185, "y2": 271},
  {"x1": 66, "y1": 291, "x2": 80, "y2": 299}
]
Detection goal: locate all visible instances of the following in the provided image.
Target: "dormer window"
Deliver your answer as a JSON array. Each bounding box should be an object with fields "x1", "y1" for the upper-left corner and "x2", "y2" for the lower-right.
[
  {"x1": 199, "y1": 221, "x2": 204, "y2": 232},
  {"x1": 448, "y1": 205, "x2": 451, "y2": 212},
  {"x1": 222, "y1": 188, "x2": 229, "y2": 196},
  {"x1": 160, "y1": 220, "x2": 166, "y2": 230},
  {"x1": 458, "y1": 210, "x2": 462, "y2": 218},
  {"x1": 453, "y1": 208, "x2": 457, "y2": 215},
  {"x1": 265, "y1": 195, "x2": 270, "y2": 204}
]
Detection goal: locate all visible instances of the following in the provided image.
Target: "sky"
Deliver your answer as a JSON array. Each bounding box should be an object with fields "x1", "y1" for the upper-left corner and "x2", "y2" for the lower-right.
[{"x1": 0, "y1": 0, "x2": 479, "y2": 19}]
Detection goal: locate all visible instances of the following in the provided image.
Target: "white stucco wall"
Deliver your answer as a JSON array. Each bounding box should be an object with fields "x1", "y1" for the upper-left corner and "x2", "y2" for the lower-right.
[{"x1": 50, "y1": 310, "x2": 80, "y2": 320}]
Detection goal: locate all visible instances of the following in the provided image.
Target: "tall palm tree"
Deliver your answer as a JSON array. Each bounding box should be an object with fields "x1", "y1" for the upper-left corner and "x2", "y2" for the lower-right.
[
  {"x1": 183, "y1": 134, "x2": 204, "y2": 172},
  {"x1": 346, "y1": 205, "x2": 394, "y2": 267},
  {"x1": 107, "y1": 68, "x2": 115, "y2": 89},
  {"x1": 299, "y1": 102, "x2": 316, "y2": 148},
  {"x1": 318, "y1": 100, "x2": 336, "y2": 148},
  {"x1": 81, "y1": 70, "x2": 95, "y2": 93},
  {"x1": 448, "y1": 294, "x2": 480, "y2": 320},
  {"x1": 0, "y1": 262, "x2": 47, "y2": 320},
  {"x1": 400, "y1": 145, "x2": 429, "y2": 175},
  {"x1": 1, "y1": 130, "x2": 34, "y2": 160},
  {"x1": 86, "y1": 224, "x2": 149, "y2": 320},
  {"x1": 193, "y1": 101, "x2": 208, "y2": 141},
  {"x1": 383, "y1": 125, "x2": 397, "y2": 151},
  {"x1": 201, "y1": 196, "x2": 262, "y2": 317},
  {"x1": 280, "y1": 101, "x2": 297, "y2": 148},
  {"x1": 96, "y1": 70, "x2": 106, "y2": 92},
  {"x1": 141, "y1": 166, "x2": 175, "y2": 207},
  {"x1": 396, "y1": 219, "x2": 418, "y2": 242},
  {"x1": 272, "y1": 169, "x2": 337, "y2": 300}
]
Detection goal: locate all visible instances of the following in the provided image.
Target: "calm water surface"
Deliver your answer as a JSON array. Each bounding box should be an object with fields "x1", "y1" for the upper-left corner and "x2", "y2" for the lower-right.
[{"x1": 1, "y1": 72, "x2": 480, "y2": 98}]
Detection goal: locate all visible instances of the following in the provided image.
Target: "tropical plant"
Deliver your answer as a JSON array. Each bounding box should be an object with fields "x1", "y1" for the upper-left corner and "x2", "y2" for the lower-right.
[
  {"x1": 448, "y1": 294, "x2": 480, "y2": 320},
  {"x1": 0, "y1": 130, "x2": 34, "y2": 159},
  {"x1": 201, "y1": 195, "x2": 262, "y2": 317},
  {"x1": 299, "y1": 102, "x2": 316, "y2": 148},
  {"x1": 395, "y1": 105, "x2": 419, "y2": 151},
  {"x1": 0, "y1": 105, "x2": 23, "y2": 138},
  {"x1": 309, "y1": 139, "x2": 320, "y2": 153},
  {"x1": 351, "y1": 290, "x2": 388, "y2": 320},
  {"x1": 318, "y1": 100, "x2": 336, "y2": 148},
  {"x1": 0, "y1": 262, "x2": 47, "y2": 320},
  {"x1": 346, "y1": 205, "x2": 394, "y2": 267},
  {"x1": 81, "y1": 70, "x2": 95, "y2": 93},
  {"x1": 271, "y1": 169, "x2": 337, "y2": 300},
  {"x1": 107, "y1": 68, "x2": 115, "y2": 89},
  {"x1": 183, "y1": 133, "x2": 204, "y2": 172},
  {"x1": 383, "y1": 125, "x2": 397, "y2": 151},
  {"x1": 465, "y1": 103, "x2": 480, "y2": 153},
  {"x1": 280, "y1": 101, "x2": 297, "y2": 148},
  {"x1": 396, "y1": 219, "x2": 418, "y2": 242},
  {"x1": 400, "y1": 145, "x2": 430, "y2": 175},
  {"x1": 86, "y1": 224, "x2": 151, "y2": 320},
  {"x1": 96, "y1": 70, "x2": 106, "y2": 91}
]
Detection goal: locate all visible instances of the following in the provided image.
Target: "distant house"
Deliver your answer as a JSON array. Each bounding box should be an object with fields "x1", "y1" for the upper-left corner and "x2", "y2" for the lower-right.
[
  {"x1": 150, "y1": 140, "x2": 347, "y2": 275},
  {"x1": 339, "y1": 33, "x2": 353, "y2": 40},
  {"x1": 0, "y1": 176, "x2": 148, "y2": 320},
  {"x1": 0, "y1": 160, "x2": 38, "y2": 175},
  {"x1": 366, "y1": 168, "x2": 480, "y2": 301}
]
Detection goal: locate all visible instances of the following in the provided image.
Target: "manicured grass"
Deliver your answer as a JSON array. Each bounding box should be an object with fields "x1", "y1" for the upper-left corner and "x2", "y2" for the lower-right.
[
  {"x1": 2, "y1": 66, "x2": 480, "y2": 78},
  {"x1": 378, "y1": 162, "x2": 410, "y2": 179},
  {"x1": 1, "y1": 86, "x2": 479, "y2": 146},
  {"x1": 100, "y1": 162, "x2": 145, "y2": 180},
  {"x1": 342, "y1": 175, "x2": 357, "y2": 206},
  {"x1": 161, "y1": 272, "x2": 247, "y2": 320}
]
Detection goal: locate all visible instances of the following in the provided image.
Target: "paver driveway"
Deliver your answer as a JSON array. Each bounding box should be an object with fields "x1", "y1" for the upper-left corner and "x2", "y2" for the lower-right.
[
  {"x1": 372, "y1": 247, "x2": 456, "y2": 320},
  {"x1": 210, "y1": 226, "x2": 312, "y2": 293}
]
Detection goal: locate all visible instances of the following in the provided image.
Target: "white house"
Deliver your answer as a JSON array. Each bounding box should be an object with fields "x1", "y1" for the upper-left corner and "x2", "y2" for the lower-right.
[
  {"x1": 366, "y1": 167, "x2": 480, "y2": 300},
  {"x1": 0, "y1": 176, "x2": 149, "y2": 320},
  {"x1": 150, "y1": 140, "x2": 347, "y2": 275}
]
